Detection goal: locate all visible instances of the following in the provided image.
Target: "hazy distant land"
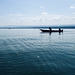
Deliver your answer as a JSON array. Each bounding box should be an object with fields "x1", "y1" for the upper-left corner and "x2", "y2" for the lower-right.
[{"x1": 0, "y1": 25, "x2": 75, "y2": 29}]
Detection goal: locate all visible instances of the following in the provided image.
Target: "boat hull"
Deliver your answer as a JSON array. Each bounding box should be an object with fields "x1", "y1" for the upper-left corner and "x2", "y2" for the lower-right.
[{"x1": 40, "y1": 29, "x2": 63, "y2": 32}]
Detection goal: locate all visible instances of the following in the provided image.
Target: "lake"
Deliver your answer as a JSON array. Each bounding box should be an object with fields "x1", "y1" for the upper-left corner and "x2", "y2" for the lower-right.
[{"x1": 0, "y1": 29, "x2": 75, "y2": 75}]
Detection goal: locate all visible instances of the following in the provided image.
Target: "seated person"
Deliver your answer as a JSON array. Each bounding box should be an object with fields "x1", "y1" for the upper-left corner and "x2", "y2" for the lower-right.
[{"x1": 49, "y1": 27, "x2": 51, "y2": 31}]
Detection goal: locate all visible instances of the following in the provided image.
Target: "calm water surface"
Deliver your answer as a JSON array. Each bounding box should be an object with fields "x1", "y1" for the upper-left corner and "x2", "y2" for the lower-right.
[{"x1": 0, "y1": 29, "x2": 75, "y2": 75}]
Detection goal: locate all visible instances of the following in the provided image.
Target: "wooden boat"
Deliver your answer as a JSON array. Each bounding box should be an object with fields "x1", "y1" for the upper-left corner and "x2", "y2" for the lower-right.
[{"x1": 40, "y1": 29, "x2": 63, "y2": 32}]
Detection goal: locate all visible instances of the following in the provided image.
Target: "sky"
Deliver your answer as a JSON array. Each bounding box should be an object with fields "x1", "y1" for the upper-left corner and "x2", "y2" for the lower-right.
[{"x1": 0, "y1": 0, "x2": 75, "y2": 26}]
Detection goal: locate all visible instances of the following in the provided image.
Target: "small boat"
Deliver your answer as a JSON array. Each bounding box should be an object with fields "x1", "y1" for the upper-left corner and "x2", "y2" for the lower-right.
[{"x1": 40, "y1": 29, "x2": 63, "y2": 32}]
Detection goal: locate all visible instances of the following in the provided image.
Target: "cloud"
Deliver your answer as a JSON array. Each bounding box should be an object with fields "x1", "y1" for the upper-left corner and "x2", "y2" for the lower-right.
[
  {"x1": 8, "y1": 13, "x2": 25, "y2": 17},
  {"x1": 41, "y1": 12, "x2": 48, "y2": 16},
  {"x1": 70, "y1": 6, "x2": 75, "y2": 9},
  {"x1": 72, "y1": 13, "x2": 75, "y2": 14},
  {"x1": 40, "y1": 6, "x2": 44, "y2": 9},
  {"x1": 1, "y1": 13, "x2": 75, "y2": 26}
]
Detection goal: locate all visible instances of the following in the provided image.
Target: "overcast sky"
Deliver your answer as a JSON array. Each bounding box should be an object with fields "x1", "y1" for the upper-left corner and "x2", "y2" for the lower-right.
[{"x1": 0, "y1": 0, "x2": 75, "y2": 26}]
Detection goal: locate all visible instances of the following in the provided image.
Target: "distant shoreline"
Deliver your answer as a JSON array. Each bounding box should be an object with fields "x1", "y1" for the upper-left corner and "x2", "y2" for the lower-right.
[{"x1": 0, "y1": 26, "x2": 75, "y2": 29}]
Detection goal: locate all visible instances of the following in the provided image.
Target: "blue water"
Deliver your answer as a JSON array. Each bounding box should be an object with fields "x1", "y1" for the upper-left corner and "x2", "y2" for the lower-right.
[{"x1": 0, "y1": 29, "x2": 75, "y2": 75}]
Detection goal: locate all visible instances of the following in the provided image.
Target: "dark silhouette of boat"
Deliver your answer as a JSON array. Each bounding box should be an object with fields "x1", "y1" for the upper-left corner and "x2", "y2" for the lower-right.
[{"x1": 40, "y1": 29, "x2": 63, "y2": 32}]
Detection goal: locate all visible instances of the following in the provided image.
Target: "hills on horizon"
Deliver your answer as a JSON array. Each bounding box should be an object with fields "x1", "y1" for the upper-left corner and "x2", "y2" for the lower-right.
[{"x1": 0, "y1": 25, "x2": 75, "y2": 29}]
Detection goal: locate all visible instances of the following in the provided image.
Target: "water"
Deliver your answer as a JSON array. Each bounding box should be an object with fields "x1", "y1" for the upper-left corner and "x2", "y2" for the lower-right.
[{"x1": 0, "y1": 29, "x2": 75, "y2": 75}]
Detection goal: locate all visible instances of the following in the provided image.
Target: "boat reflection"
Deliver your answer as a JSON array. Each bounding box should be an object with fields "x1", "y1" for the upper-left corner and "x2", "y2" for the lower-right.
[{"x1": 40, "y1": 31, "x2": 63, "y2": 35}]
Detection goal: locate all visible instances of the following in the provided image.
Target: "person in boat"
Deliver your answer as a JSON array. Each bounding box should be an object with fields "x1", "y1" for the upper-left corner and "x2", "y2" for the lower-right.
[
  {"x1": 59, "y1": 28, "x2": 61, "y2": 32},
  {"x1": 49, "y1": 27, "x2": 52, "y2": 32}
]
